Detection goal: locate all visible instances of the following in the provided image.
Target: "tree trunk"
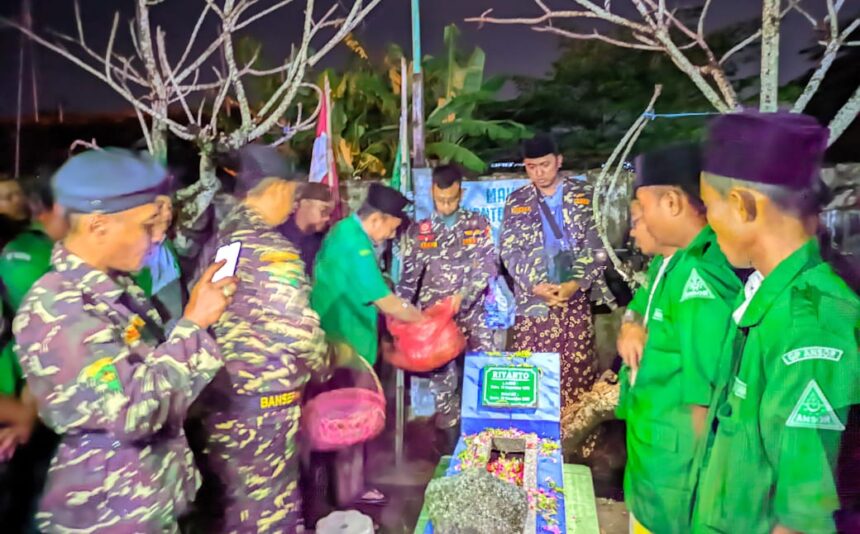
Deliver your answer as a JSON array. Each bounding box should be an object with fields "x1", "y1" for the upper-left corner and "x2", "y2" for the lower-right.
[{"x1": 759, "y1": 0, "x2": 781, "y2": 112}]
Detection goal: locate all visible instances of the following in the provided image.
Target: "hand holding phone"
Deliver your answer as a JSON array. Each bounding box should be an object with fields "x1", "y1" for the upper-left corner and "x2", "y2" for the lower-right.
[{"x1": 212, "y1": 241, "x2": 242, "y2": 282}]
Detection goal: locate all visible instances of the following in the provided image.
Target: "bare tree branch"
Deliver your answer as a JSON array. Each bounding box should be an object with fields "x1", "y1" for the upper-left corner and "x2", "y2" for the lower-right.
[
  {"x1": 0, "y1": 15, "x2": 191, "y2": 137},
  {"x1": 156, "y1": 28, "x2": 195, "y2": 124},
  {"x1": 175, "y1": 2, "x2": 214, "y2": 74},
  {"x1": 794, "y1": 17, "x2": 860, "y2": 112},
  {"x1": 465, "y1": 7, "x2": 599, "y2": 27},
  {"x1": 593, "y1": 84, "x2": 662, "y2": 285},
  {"x1": 220, "y1": 0, "x2": 253, "y2": 130},
  {"x1": 828, "y1": 83, "x2": 860, "y2": 146},
  {"x1": 134, "y1": 107, "x2": 154, "y2": 154},
  {"x1": 235, "y1": 0, "x2": 296, "y2": 31},
  {"x1": 534, "y1": 26, "x2": 661, "y2": 50},
  {"x1": 270, "y1": 82, "x2": 324, "y2": 146},
  {"x1": 698, "y1": 0, "x2": 712, "y2": 38},
  {"x1": 103, "y1": 13, "x2": 121, "y2": 85}
]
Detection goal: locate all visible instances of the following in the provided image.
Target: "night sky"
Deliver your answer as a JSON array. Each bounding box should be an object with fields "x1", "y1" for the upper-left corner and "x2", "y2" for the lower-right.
[{"x1": 0, "y1": 0, "x2": 849, "y2": 118}]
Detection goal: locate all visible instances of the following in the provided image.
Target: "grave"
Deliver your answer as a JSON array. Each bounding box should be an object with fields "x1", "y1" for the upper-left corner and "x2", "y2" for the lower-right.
[{"x1": 420, "y1": 351, "x2": 600, "y2": 533}]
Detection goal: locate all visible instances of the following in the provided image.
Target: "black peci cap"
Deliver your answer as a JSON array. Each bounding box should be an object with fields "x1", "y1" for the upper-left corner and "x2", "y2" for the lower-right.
[
  {"x1": 634, "y1": 143, "x2": 703, "y2": 199},
  {"x1": 366, "y1": 182, "x2": 411, "y2": 221}
]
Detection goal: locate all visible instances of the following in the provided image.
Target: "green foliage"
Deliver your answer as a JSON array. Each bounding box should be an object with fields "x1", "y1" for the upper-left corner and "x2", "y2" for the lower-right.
[
  {"x1": 250, "y1": 25, "x2": 529, "y2": 177},
  {"x1": 485, "y1": 19, "x2": 810, "y2": 168}
]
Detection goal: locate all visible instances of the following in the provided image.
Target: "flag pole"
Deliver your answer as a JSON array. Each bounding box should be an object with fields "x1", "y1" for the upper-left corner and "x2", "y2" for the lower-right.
[
  {"x1": 324, "y1": 74, "x2": 334, "y2": 182},
  {"x1": 410, "y1": 0, "x2": 425, "y2": 167},
  {"x1": 370, "y1": 55, "x2": 433, "y2": 488},
  {"x1": 394, "y1": 55, "x2": 410, "y2": 471}
]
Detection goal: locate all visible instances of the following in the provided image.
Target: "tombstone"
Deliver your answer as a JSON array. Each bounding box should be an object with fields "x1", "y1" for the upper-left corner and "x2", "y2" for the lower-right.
[{"x1": 424, "y1": 352, "x2": 569, "y2": 533}]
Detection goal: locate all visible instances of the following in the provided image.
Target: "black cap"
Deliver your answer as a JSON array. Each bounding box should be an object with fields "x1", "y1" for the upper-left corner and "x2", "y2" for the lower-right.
[
  {"x1": 235, "y1": 143, "x2": 303, "y2": 196},
  {"x1": 366, "y1": 182, "x2": 410, "y2": 221},
  {"x1": 634, "y1": 143, "x2": 703, "y2": 199},
  {"x1": 521, "y1": 133, "x2": 558, "y2": 160}
]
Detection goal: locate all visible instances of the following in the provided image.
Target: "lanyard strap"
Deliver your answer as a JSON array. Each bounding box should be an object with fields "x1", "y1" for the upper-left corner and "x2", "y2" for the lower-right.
[
  {"x1": 535, "y1": 193, "x2": 572, "y2": 253},
  {"x1": 644, "y1": 255, "x2": 672, "y2": 327}
]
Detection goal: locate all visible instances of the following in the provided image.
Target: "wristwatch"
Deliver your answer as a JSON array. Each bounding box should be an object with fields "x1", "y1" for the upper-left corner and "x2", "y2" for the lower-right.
[{"x1": 622, "y1": 309, "x2": 643, "y2": 325}]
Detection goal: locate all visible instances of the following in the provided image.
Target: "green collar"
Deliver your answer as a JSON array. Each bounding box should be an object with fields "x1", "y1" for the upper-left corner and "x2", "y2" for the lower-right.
[
  {"x1": 738, "y1": 239, "x2": 821, "y2": 327},
  {"x1": 681, "y1": 224, "x2": 714, "y2": 258},
  {"x1": 349, "y1": 214, "x2": 374, "y2": 248}
]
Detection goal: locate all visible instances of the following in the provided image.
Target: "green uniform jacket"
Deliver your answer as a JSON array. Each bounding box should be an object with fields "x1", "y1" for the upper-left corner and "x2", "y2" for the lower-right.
[
  {"x1": 618, "y1": 226, "x2": 741, "y2": 534},
  {"x1": 693, "y1": 240, "x2": 859, "y2": 534},
  {"x1": 311, "y1": 215, "x2": 391, "y2": 364},
  {"x1": 0, "y1": 225, "x2": 53, "y2": 396}
]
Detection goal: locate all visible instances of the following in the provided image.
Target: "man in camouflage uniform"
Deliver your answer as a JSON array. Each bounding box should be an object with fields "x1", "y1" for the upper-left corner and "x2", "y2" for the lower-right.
[
  {"x1": 194, "y1": 144, "x2": 329, "y2": 533},
  {"x1": 500, "y1": 134, "x2": 611, "y2": 427},
  {"x1": 397, "y1": 165, "x2": 497, "y2": 434},
  {"x1": 12, "y1": 148, "x2": 234, "y2": 533}
]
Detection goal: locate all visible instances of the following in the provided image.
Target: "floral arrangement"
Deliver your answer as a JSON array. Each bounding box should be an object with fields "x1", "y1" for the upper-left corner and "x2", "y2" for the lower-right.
[
  {"x1": 486, "y1": 453, "x2": 525, "y2": 486},
  {"x1": 454, "y1": 427, "x2": 565, "y2": 531}
]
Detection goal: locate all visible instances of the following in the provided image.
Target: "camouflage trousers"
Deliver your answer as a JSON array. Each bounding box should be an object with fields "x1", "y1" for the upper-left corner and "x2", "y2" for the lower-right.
[
  {"x1": 195, "y1": 405, "x2": 302, "y2": 534},
  {"x1": 430, "y1": 360, "x2": 460, "y2": 429},
  {"x1": 458, "y1": 312, "x2": 495, "y2": 352}
]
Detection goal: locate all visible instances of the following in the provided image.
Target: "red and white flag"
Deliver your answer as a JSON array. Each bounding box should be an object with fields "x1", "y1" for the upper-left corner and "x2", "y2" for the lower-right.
[{"x1": 309, "y1": 76, "x2": 342, "y2": 220}]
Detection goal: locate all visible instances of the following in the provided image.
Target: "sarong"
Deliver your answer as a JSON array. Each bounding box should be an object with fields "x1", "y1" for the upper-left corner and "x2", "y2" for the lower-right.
[{"x1": 510, "y1": 290, "x2": 599, "y2": 456}]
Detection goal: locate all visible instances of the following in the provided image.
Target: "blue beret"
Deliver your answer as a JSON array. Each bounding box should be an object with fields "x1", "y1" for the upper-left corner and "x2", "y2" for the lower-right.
[
  {"x1": 234, "y1": 143, "x2": 303, "y2": 196},
  {"x1": 52, "y1": 148, "x2": 168, "y2": 213}
]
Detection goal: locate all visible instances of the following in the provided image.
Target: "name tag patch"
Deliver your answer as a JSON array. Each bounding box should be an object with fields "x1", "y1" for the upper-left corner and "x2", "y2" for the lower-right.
[
  {"x1": 573, "y1": 197, "x2": 590, "y2": 206},
  {"x1": 260, "y1": 391, "x2": 299, "y2": 410},
  {"x1": 512, "y1": 206, "x2": 531, "y2": 215},
  {"x1": 420, "y1": 242, "x2": 438, "y2": 249},
  {"x1": 785, "y1": 379, "x2": 844, "y2": 431},
  {"x1": 782, "y1": 347, "x2": 843, "y2": 366},
  {"x1": 462, "y1": 238, "x2": 477, "y2": 246},
  {"x1": 3, "y1": 251, "x2": 31, "y2": 262},
  {"x1": 732, "y1": 377, "x2": 747, "y2": 399}
]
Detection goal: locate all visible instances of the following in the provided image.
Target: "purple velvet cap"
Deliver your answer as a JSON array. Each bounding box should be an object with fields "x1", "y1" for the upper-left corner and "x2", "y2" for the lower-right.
[{"x1": 703, "y1": 111, "x2": 828, "y2": 190}]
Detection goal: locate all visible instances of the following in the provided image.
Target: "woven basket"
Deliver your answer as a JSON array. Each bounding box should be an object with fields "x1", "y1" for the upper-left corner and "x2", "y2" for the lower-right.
[{"x1": 303, "y1": 352, "x2": 385, "y2": 451}]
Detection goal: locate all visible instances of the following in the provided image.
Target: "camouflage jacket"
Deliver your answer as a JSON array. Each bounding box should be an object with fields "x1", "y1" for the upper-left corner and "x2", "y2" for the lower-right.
[
  {"x1": 207, "y1": 204, "x2": 328, "y2": 400},
  {"x1": 397, "y1": 209, "x2": 497, "y2": 322},
  {"x1": 13, "y1": 244, "x2": 223, "y2": 531},
  {"x1": 499, "y1": 177, "x2": 610, "y2": 317}
]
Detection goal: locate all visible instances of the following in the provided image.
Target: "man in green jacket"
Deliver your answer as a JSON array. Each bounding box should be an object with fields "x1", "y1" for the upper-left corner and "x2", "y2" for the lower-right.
[
  {"x1": 617, "y1": 144, "x2": 742, "y2": 534},
  {"x1": 311, "y1": 182, "x2": 423, "y2": 507},
  {"x1": 312, "y1": 183, "x2": 423, "y2": 365},
  {"x1": 694, "y1": 111, "x2": 859, "y2": 534},
  {"x1": 0, "y1": 173, "x2": 68, "y2": 531},
  {"x1": 616, "y1": 199, "x2": 679, "y2": 377}
]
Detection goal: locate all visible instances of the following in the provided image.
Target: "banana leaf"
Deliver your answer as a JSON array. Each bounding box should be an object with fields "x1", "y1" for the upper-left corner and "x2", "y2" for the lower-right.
[{"x1": 425, "y1": 141, "x2": 486, "y2": 172}]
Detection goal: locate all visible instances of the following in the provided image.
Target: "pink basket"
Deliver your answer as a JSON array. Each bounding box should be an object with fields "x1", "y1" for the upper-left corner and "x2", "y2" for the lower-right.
[{"x1": 303, "y1": 354, "x2": 386, "y2": 451}]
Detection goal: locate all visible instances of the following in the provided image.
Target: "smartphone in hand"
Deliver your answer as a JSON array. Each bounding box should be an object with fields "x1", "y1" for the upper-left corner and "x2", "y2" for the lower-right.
[{"x1": 212, "y1": 241, "x2": 242, "y2": 283}]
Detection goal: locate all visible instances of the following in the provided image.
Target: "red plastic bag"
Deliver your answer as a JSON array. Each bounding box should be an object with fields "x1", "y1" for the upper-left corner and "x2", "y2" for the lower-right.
[{"x1": 386, "y1": 298, "x2": 467, "y2": 372}]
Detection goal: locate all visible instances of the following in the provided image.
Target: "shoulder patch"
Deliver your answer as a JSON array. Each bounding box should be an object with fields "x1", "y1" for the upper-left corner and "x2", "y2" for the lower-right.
[
  {"x1": 419, "y1": 221, "x2": 433, "y2": 234},
  {"x1": 786, "y1": 379, "x2": 845, "y2": 431},
  {"x1": 260, "y1": 251, "x2": 300, "y2": 264},
  {"x1": 681, "y1": 268, "x2": 715, "y2": 302},
  {"x1": 782, "y1": 346, "x2": 844, "y2": 366},
  {"x1": 81, "y1": 357, "x2": 123, "y2": 394}
]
